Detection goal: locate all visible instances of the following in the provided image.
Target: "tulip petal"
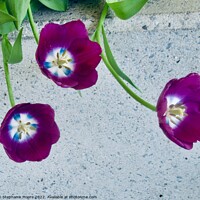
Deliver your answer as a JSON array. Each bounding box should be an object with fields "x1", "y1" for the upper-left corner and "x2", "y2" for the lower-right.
[
  {"x1": 73, "y1": 70, "x2": 98, "y2": 90},
  {"x1": 0, "y1": 103, "x2": 60, "y2": 162},
  {"x1": 69, "y1": 38, "x2": 102, "y2": 75},
  {"x1": 36, "y1": 20, "x2": 102, "y2": 90},
  {"x1": 157, "y1": 73, "x2": 200, "y2": 149}
]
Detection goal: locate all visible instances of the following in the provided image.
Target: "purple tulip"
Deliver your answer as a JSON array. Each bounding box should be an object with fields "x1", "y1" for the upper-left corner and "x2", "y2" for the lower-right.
[
  {"x1": 36, "y1": 20, "x2": 102, "y2": 89},
  {"x1": 0, "y1": 103, "x2": 60, "y2": 162},
  {"x1": 157, "y1": 73, "x2": 200, "y2": 150}
]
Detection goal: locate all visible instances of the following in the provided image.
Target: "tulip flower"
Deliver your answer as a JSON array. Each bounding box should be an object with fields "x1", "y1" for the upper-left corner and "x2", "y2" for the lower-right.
[
  {"x1": 0, "y1": 103, "x2": 60, "y2": 162},
  {"x1": 157, "y1": 73, "x2": 200, "y2": 150},
  {"x1": 36, "y1": 20, "x2": 102, "y2": 89}
]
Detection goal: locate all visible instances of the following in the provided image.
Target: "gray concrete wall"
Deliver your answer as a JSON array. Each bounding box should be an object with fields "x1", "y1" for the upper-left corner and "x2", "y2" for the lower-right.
[
  {"x1": 142, "y1": 0, "x2": 200, "y2": 14},
  {"x1": 0, "y1": 0, "x2": 200, "y2": 199}
]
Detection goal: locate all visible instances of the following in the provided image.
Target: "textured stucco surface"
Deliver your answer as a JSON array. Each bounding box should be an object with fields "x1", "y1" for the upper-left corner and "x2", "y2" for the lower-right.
[
  {"x1": 142, "y1": 0, "x2": 200, "y2": 14},
  {"x1": 0, "y1": 0, "x2": 200, "y2": 199}
]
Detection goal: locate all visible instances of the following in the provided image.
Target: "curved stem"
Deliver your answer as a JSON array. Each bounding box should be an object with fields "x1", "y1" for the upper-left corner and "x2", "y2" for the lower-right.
[
  {"x1": 97, "y1": 3, "x2": 109, "y2": 33},
  {"x1": 1, "y1": 35, "x2": 15, "y2": 107},
  {"x1": 27, "y1": 5, "x2": 39, "y2": 44},
  {"x1": 102, "y1": 52, "x2": 156, "y2": 111},
  {"x1": 3, "y1": 61, "x2": 15, "y2": 107},
  {"x1": 96, "y1": 3, "x2": 156, "y2": 111}
]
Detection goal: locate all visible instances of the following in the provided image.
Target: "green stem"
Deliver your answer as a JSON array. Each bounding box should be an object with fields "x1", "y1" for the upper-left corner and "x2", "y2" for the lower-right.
[
  {"x1": 3, "y1": 61, "x2": 15, "y2": 107},
  {"x1": 27, "y1": 5, "x2": 39, "y2": 44},
  {"x1": 102, "y1": 53, "x2": 156, "y2": 111},
  {"x1": 95, "y1": 3, "x2": 156, "y2": 112},
  {"x1": 1, "y1": 35, "x2": 15, "y2": 107},
  {"x1": 97, "y1": 3, "x2": 109, "y2": 34}
]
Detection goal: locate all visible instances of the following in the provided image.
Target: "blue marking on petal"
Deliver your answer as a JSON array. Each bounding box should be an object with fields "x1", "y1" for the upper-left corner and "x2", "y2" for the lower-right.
[
  {"x1": 13, "y1": 132, "x2": 20, "y2": 141},
  {"x1": 63, "y1": 68, "x2": 71, "y2": 76},
  {"x1": 8, "y1": 125, "x2": 13, "y2": 130},
  {"x1": 27, "y1": 114, "x2": 33, "y2": 119},
  {"x1": 54, "y1": 71, "x2": 59, "y2": 77},
  {"x1": 31, "y1": 124, "x2": 38, "y2": 129},
  {"x1": 44, "y1": 62, "x2": 52, "y2": 68},
  {"x1": 60, "y1": 48, "x2": 66, "y2": 55},
  {"x1": 13, "y1": 113, "x2": 20, "y2": 121}
]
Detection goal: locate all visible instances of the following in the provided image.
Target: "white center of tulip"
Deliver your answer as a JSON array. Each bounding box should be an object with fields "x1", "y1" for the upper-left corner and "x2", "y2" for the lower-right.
[
  {"x1": 9, "y1": 113, "x2": 38, "y2": 142},
  {"x1": 164, "y1": 96, "x2": 187, "y2": 128},
  {"x1": 44, "y1": 48, "x2": 74, "y2": 77}
]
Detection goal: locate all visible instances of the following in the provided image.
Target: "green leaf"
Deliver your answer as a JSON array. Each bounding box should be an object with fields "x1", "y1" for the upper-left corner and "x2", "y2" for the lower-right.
[
  {"x1": 30, "y1": 0, "x2": 44, "y2": 12},
  {"x1": 106, "y1": 0, "x2": 148, "y2": 20},
  {"x1": 0, "y1": 0, "x2": 16, "y2": 34},
  {"x1": 0, "y1": 21, "x2": 16, "y2": 34},
  {"x1": 8, "y1": 28, "x2": 23, "y2": 64},
  {"x1": 38, "y1": 0, "x2": 68, "y2": 11},
  {"x1": 102, "y1": 26, "x2": 140, "y2": 91},
  {"x1": 6, "y1": 0, "x2": 31, "y2": 30},
  {"x1": 1, "y1": 34, "x2": 12, "y2": 62},
  {"x1": 0, "y1": 10, "x2": 16, "y2": 24},
  {"x1": 0, "y1": 0, "x2": 7, "y2": 11}
]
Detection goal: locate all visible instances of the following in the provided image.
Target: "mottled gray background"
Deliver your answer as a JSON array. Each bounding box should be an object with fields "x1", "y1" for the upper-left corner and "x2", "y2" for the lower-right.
[{"x1": 0, "y1": 0, "x2": 200, "y2": 199}]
